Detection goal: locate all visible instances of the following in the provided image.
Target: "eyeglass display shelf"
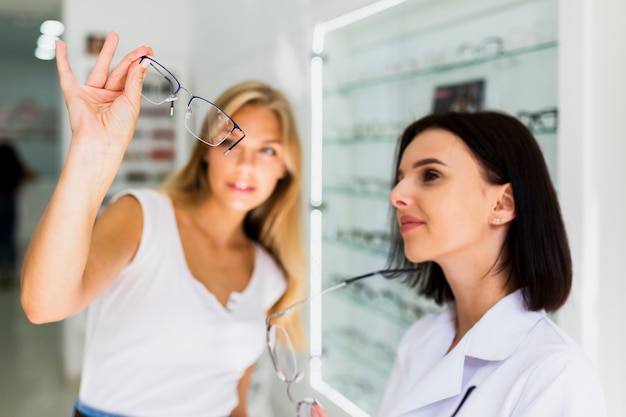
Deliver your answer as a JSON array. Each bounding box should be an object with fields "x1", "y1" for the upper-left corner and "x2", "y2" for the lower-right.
[
  {"x1": 324, "y1": 186, "x2": 389, "y2": 201},
  {"x1": 322, "y1": 236, "x2": 389, "y2": 257},
  {"x1": 321, "y1": 353, "x2": 387, "y2": 417},
  {"x1": 323, "y1": 127, "x2": 557, "y2": 147},
  {"x1": 323, "y1": 40, "x2": 557, "y2": 96},
  {"x1": 322, "y1": 331, "x2": 394, "y2": 378},
  {"x1": 311, "y1": 1, "x2": 558, "y2": 415},
  {"x1": 324, "y1": 134, "x2": 399, "y2": 145},
  {"x1": 326, "y1": 286, "x2": 437, "y2": 327}
]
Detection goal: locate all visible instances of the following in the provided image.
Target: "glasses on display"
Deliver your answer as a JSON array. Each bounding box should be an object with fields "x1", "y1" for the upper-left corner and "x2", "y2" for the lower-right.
[
  {"x1": 337, "y1": 278, "x2": 432, "y2": 323},
  {"x1": 137, "y1": 56, "x2": 246, "y2": 153},
  {"x1": 456, "y1": 35, "x2": 504, "y2": 59},
  {"x1": 333, "y1": 227, "x2": 390, "y2": 252},
  {"x1": 265, "y1": 267, "x2": 421, "y2": 416},
  {"x1": 517, "y1": 107, "x2": 558, "y2": 132}
]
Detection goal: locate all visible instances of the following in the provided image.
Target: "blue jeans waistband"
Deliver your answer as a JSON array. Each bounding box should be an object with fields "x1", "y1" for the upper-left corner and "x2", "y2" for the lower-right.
[
  {"x1": 71, "y1": 399, "x2": 129, "y2": 417},
  {"x1": 70, "y1": 398, "x2": 232, "y2": 417}
]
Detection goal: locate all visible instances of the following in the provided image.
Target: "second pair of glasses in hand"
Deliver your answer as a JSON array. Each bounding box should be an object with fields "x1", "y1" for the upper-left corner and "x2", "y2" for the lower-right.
[
  {"x1": 265, "y1": 267, "x2": 421, "y2": 417},
  {"x1": 136, "y1": 56, "x2": 245, "y2": 154}
]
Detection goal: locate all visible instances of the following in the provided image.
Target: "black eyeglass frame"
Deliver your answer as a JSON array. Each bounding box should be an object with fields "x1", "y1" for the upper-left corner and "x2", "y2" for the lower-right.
[
  {"x1": 138, "y1": 56, "x2": 246, "y2": 154},
  {"x1": 516, "y1": 106, "x2": 558, "y2": 132}
]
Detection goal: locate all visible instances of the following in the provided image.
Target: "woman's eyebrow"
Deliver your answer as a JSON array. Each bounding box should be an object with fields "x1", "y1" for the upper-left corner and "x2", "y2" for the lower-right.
[
  {"x1": 261, "y1": 138, "x2": 283, "y2": 145},
  {"x1": 411, "y1": 157, "x2": 448, "y2": 169},
  {"x1": 398, "y1": 157, "x2": 448, "y2": 176}
]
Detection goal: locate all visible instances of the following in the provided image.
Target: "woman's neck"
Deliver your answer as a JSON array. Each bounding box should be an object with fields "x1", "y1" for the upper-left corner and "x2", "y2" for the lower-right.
[
  {"x1": 176, "y1": 197, "x2": 249, "y2": 249},
  {"x1": 445, "y1": 263, "x2": 517, "y2": 352}
]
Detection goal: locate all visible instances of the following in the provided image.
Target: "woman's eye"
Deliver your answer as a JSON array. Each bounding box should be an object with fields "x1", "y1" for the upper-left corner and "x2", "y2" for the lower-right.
[
  {"x1": 260, "y1": 147, "x2": 277, "y2": 156},
  {"x1": 423, "y1": 170, "x2": 440, "y2": 182}
]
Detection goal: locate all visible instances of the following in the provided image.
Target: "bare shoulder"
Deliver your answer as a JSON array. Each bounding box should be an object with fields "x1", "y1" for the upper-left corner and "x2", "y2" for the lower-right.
[
  {"x1": 91, "y1": 194, "x2": 144, "y2": 266},
  {"x1": 97, "y1": 194, "x2": 143, "y2": 231},
  {"x1": 78, "y1": 194, "x2": 146, "y2": 301}
]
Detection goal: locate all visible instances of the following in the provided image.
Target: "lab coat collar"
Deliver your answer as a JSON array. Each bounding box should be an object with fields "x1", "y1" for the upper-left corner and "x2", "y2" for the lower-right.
[
  {"x1": 392, "y1": 289, "x2": 545, "y2": 415},
  {"x1": 465, "y1": 289, "x2": 545, "y2": 361}
]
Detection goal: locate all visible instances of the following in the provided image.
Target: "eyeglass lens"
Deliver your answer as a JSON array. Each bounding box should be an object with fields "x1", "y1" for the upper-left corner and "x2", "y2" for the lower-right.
[
  {"x1": 268, "y1": 325, "x2": 299, "y2": 383},
  {"x1": 141, "y1": 60, "x2": 179, "y2": 105},
  {"x1": 186, "y1": 98, "x2": 240, "y2": 146},
  {"x1": 138, "y1": 58, "x2": 244, "y2": 147}
]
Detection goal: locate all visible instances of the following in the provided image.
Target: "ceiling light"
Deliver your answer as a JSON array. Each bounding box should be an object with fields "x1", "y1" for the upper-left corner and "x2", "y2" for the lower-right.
[
  {"x1": 40, "y1": 20, "x2": 65, "y2": 37},
  {"x1": 37, "y1": 34, "x2": 58, "y2": 50},
  {"x1": 35, "y1": 20, "x2": 64, "y2": 60},
  {"x1": 35, "y1": 47, "x2": 56, "y2": 60}
]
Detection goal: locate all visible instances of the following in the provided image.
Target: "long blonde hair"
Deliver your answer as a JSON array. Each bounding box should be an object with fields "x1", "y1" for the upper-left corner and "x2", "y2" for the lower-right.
[{"x1": 161, "y1": 80, "x2": 306, "y2": 347}]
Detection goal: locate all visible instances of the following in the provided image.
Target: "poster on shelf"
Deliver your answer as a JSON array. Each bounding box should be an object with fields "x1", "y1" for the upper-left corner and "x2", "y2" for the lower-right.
[{"x1": 432, "y1": 79, "x2": 485, "y2": 113}]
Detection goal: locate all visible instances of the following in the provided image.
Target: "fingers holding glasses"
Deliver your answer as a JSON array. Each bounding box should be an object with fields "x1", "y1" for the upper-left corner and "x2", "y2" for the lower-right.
[
  {"x1": 310, "y1": 402, "x2": 328, "y2": 417},
  {"x1": 85, "y1": 31, "x2": 120, "y2": 89},
  {"x1": 83, "y1": 31, "x2": 153, "y2": 96},
  {"x1": 54, "y1": 32, "x2": 155, "y2": 149},
  {"x1": 105, "y1": 44, "x2": 154, "y2": 94}
]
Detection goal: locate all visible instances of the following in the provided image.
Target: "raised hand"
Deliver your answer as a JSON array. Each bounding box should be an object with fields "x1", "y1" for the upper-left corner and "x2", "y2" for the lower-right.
[
  {"x1": 20, "y1": 33, "x2": 155, "y2": 323},
  {"x1": 56, "y1": 31, "x2": 154, "y2": 155}
]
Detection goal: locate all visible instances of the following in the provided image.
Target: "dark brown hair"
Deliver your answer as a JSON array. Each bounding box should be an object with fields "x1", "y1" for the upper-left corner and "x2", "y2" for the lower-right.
[{"x1": 386, "y1": 111, "x2": 571, "y2": 312}]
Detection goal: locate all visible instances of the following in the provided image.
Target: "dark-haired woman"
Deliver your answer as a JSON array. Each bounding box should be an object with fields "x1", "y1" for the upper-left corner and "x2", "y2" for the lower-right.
[{"x1": 375, "y1": 111, "x2": 606, "y2": 416}]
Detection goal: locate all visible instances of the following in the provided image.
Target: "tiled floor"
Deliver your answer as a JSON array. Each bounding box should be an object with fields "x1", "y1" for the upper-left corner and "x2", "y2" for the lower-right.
[{"x1": 0, "y1": 281, "x2": 79, "y2": 417}]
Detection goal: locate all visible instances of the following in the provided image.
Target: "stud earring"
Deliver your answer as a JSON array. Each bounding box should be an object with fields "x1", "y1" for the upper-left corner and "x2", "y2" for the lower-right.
[{"x1": 492, "y1": 217, "x2": 501, "y2": 225}]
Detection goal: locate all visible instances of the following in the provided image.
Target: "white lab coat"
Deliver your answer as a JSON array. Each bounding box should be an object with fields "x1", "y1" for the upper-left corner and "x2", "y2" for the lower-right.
[{"x1": 376, "y1": 289, "x2": 607, "y2": 417}]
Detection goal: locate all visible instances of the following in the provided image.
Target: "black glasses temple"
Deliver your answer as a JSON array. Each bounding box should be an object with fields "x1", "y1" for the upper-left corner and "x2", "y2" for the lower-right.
[
  {"x1": 344, "y1": 267, "x2": 420, "y2": 285},
  {"x1": 223, "y1": 132, "x2": 245, "y2": 155},
  {"x1": 266, "y1": 267, "x2": 421, "y2": 324}
]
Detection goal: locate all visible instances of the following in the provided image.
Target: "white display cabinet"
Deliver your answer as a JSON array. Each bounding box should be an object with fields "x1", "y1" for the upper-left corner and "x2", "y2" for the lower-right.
[{"x1": 308, "y1": 0, "x2": 558, "y2": 415}]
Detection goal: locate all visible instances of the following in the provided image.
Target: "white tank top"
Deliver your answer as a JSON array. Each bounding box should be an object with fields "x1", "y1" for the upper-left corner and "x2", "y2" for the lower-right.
[{"x1": 79, "y1": 189, "x2": 287, "y2": 417}]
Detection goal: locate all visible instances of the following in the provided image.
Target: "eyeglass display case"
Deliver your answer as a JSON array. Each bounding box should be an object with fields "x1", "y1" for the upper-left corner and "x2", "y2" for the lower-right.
[{"x1": 308, "y1": 0, "x2": 558, "y2": 415}]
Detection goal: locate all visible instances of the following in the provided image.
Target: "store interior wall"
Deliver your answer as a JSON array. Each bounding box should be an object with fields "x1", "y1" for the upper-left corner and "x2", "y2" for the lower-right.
[
  {"x1": 557, "y1": 1, "x2": 626, "y2": 415},
  {"x1": 0, "y1": 0, "x2": 624, "y2": 416}
]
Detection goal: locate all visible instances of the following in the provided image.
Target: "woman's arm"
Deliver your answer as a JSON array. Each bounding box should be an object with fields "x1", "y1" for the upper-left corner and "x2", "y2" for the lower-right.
[
  {"x1": 231, "y1": 364, "x2": 255, "y2": 417},
  {"x1": 20, "y1": 32, "x2": 153, "y2": 324}
]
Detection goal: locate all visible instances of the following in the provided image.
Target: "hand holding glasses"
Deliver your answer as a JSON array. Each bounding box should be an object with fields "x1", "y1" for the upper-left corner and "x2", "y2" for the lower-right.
[
  {"x1": 265, "y1": 268, "x2": 421, "y2": 416},
  {"x1": 136, "y1": 56, "x2": 246, "y2": 153}
]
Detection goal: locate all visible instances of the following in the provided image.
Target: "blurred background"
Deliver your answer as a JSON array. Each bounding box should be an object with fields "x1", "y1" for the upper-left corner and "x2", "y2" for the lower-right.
[{"x1": 0, "y1": 0, "x2": 624, "y2": 416}]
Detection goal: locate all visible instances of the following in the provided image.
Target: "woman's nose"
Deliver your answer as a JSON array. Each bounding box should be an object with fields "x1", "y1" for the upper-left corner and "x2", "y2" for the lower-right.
[
  {"x1": 234, "y1": 148, "x2": 256, "y2": 169},
  {"x1": 390, "y1": 180, "x2": 411, "y2": 208}
]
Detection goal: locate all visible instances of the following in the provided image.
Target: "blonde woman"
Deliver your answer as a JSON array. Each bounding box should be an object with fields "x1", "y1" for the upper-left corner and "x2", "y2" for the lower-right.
[{"x1": 20, "y1": 32, "x2": 306, "y2": 417}]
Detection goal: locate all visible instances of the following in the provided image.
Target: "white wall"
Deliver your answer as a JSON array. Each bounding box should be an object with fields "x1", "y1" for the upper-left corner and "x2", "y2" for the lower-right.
[{"x1": 558, "y1": 0, "x2": 626, "y2": 416}]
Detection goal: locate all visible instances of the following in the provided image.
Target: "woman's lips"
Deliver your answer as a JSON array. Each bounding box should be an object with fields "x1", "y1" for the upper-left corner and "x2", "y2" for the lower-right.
[
  {"x1": 229, "y1": 181, "x2": 255, "y2": 193},
  {"x1": 399, "y1": 215, "x2": 423, "y2": 233}
]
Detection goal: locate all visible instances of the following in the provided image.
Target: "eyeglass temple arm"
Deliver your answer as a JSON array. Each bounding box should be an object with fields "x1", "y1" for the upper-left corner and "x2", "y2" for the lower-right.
[
  {"x1": 265, "y1": 267, "x2": 421, "y2": 326},
  {"x1": 223, "y1": 133, "x2": 245, "y2": 155},
  {"x1": 265, "y1": 280, "x2": 348, "y2": 327}
]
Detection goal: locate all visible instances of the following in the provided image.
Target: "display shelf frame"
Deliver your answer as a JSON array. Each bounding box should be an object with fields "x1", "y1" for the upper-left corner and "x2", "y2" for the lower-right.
[{"x1": 309, "y1": 1, "x2": 558, "y2": 415}]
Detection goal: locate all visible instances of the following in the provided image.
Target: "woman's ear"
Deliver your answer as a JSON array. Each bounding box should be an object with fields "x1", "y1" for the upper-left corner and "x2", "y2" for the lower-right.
[{"x1": 492, "y1": 183, "x2": 516, "y2": 225}]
